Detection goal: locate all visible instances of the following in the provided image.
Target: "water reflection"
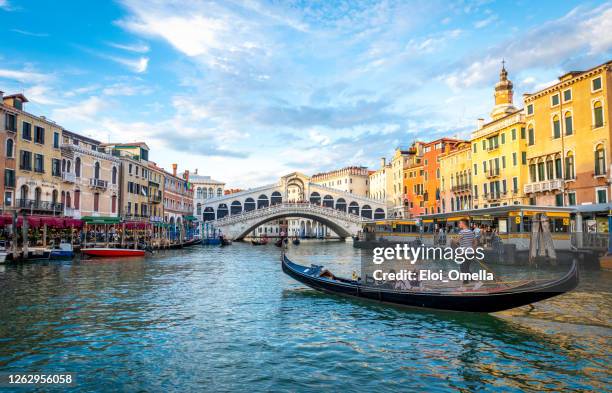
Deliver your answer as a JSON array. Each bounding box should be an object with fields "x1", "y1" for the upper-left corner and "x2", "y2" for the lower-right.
[{"x1": 0, "y1": 242, "x2": 609, "y2": 392}]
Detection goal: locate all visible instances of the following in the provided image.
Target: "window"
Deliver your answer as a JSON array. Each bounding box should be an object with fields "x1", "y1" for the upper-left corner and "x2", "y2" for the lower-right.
[
  {"x1": 551, "y1": 94, "x2": 560, "y2": 106},
  {"x1": 112, "y1": 195, "x2": 117, "y2": 213},
  {"x1": 482, "y1": 140, "x2": 486, "y2": 150},
  {"x1": 34, "y1": 126, "x2": 45, "y2": 144},
  {"x1": 53, "y1": 132, "x2": 60, "y2": 148},
  {"x1": 5, "y1": 113, "x2": 16, "y2": 131},
  {"x1": 112, "y1": 167, "x2": 117, "y2": 184},
  {"x1": 528, "y1": 127, "x2": 535, "y2": 145},
  {"x1": 94, "y1": 162, "x2": 100, "y2": 179},
  {"x1": 520, "y1": 127, "x2": 526, "y2": 139},
  {"x1": 546, "y1": 160, "x2": 554, "y2": 180},
  {"x1": 537, "y1": 161, "x2": 545, "y2": 181},
  {"x1": 565, "y1": 152, "x2": 575, "y2": 180},
  {"x1": 93, "y1": 193, "x2": 100, "y2": 212},
  {"x1": 529, "y1": 164, "x2": 537, "y2": 182},
  {"x1": 128, "y1": 163, "x2": 133, "y2": 174},
  {"x1": 592, "y1": 77, "x2": 602, "y2": 91},
  {"x1": 527, "y1": 104, "x2": 534, "y2": 115},
  {"x1": 19, "y1": 150, "x2": 32, "y2": 171},
  {"x1": 555, "y1": 157, "x2": 562, "y2": 179},
  {"x1": 555, "y1": 194, "x2": 564, "y2": 207},
  {"x1": 74, "y1": 190, "x2": 80, "y2": 209},
  {"x1": 512, "y1": 152, "x2": 517, "y2": 166},
  {"x1": 512, "y1": 177, "x2": 518, "y2": 193},
  {"x1": 75, "y1": 157, "x2": 81, "y2": 177},
  {"x1": 567, "y1": 192, "x2": 576, "y2": 206},
  {"x1": 501, "y1": 133, "x2": 505, "y2": 144},
  {"x1": 473, "y1": 144, "x2": 477, "y2": 153},
  {"x1": 597, "y1": 189, "x2": 608, "y2": 204},
  {"x1": 4, "y1": 191, "x2": 12, "y2": 206},
  {"x1": 552, "y1": 115, "x2": 560, "y2": 139},
  {"x1": 4, "y1": 169, "x2": 15, "y2": 188},
  {"x1": 511, "y1": 128, "x2": 516, "y2": 140},
  {"x1": 594, "y1": 144, "x2": 606, "y2": 176},
  {"x1": 593, "y1": 101, "x2": 604, "y2": 128},
  {"x1": 501, "y1": 156, "x2": 506, "y2": 168},
  {"x1": 473, "y1": 163, "x2": 477, "y2": 176},
  {"x1": 474, "y1": 185, "x2": 478, "y2": 197},
  {"x1": 34, "y1": 154, "x2": 44, "y2": 173},
  {"x1": 522, "y1": 152, "x2": 527, "y2": 165},
  {"x1": 52, "y1": 158, "x2": 61, "y2": 177},
  {"x1": 6, "y1": 139, "x2": 14, "y2": 158},
  {"x1": 22, "y1": 122, "x2": 32, "y2": 140},
  {"x1": 565, "y1": 112, "x2": 573, "y2": 135},
  {"x1": 563, "y1": 89, "x2": 572, "y2": 102}
]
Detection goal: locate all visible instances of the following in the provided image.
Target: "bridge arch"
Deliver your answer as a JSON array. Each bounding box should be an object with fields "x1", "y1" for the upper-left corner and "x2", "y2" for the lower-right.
[
  {"x1": 257, "y1": 194, "x2": 269, "y2": 209},
  {"x1": 232, "y1": 211, "x2": 353, "y2": 240},
  {"x1": 244, "y1": 197, "x2": 256, "y2": 212},
  {"x1": 203, "y1": 207, "x2": 215, "y2": 221},
  {"x1": 310, "y1": 192, "x2": 321, "y2": 205},
  {"x1": 322, "y1": 195, "x2": 334, "y2": 208},
  {"x1": 348, "y1": 201, "x2": 359, "y2": 216},
  {"x1": 361, "y1": 204, "x2": 372, "y2": 219},
  {"x1": 374, "y1": 208, "x2": 385, "y2": 219},
  {"x1": 336, "y1": 198, "x2": 346, "y2": 212},
  {"x1": 271, "y1": 191, "x2": 282, "y2": 205},
  {"x1": 231, "y1": 201, "x2": 242, "y2": 215},
  {"x1": 217, "y1": 203, "x2": 229, "y2": 219}
]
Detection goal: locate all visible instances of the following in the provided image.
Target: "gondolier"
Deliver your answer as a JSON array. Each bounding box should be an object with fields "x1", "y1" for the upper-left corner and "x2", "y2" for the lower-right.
[{"x1": 454, "y1": 219, "x2": 477, "y2": 283}]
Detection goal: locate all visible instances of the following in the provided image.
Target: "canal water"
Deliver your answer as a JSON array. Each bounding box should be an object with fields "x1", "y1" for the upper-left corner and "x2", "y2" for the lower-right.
[{"x1": 0, "y1": 242, "x2": 610, "y2": 392}]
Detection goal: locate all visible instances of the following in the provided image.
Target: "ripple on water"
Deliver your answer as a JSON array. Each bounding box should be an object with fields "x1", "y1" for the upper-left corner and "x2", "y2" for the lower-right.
[{"x1": 0, "y1": 242, "x2": 609, "y2": 392}]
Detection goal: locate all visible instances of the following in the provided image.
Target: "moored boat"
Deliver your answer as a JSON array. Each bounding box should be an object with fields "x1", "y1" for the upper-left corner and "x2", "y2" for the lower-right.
[
  {"x1": 281, "y1": 254, "x2": 579, "y2": 313},
  {"x1": 251, "y1": 238, "x2": 268, "y2": 246},
  {"x1": 50, "y1": 242, "x2": 74, "y2": 259},
  {"x1": 81, "y1": 248, "x2": 145, "y2": 257}
]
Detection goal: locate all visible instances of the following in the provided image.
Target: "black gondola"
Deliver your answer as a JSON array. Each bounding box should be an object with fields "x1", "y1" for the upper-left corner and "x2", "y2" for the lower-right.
[
  {"x1": 281, "y1": 254, "x2": 579, "y2": 313},
  {"x1": 292, "y1": 238, "x2": 300, "y2": 245},
  {"x1": 251, "y1": 239, "x2": 268, "y2": 246},
  {"x1": 275, "y1": 239, "x2": 284, "y2": 247}
]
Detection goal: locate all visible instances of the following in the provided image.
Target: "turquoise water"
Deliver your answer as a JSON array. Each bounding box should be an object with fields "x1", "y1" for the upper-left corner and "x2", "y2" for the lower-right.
[{"x1": 0, "y1": 242, "x2": 610, "y2": 392}]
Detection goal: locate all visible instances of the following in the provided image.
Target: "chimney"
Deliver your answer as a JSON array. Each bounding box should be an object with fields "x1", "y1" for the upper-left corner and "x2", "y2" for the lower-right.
[
  {"x1": 172, "y1": 163, "x2": 177, "y2": 176},
  {"x1": 477, "y1": 118, "x2": 484, "y2": 130},
  {"x1": 380, "y1": 157, "x2": 386, "y2": 168}
]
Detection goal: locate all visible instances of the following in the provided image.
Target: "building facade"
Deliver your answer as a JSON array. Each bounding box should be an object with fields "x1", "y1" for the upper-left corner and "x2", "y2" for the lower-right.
[
  {"x1": 60, "y1": 130, "x2": 120, "y2": 218},
  {"x1": 310, "y1": 166, "x2": 370, "y2": 197},
  {"x1": 163, "y1": 164, "x2": 194, "y2": 224},
  {"x1": 147, "y1": 162, "x2": 165, "y2": 222},
  {"x1": 1, "y1": 91, "x2": 17, "y2": 211},
  {"x1": 471, "y1": 65, "x2": 529, "y2": 209},
  {"x1": 192, "y1": 171, "x2": 225, "y2": 219},
  {"x1": 102, "y1": 142, "x2": 152, "y2": 220},
  {"x1": 6, "y1": 94, "x2": 63, "y2": 216},
  {"x1": 523, "y1": 61, "x2": 612, "y2": 206},
  {"x1": 439, "y1": 141, "x2": 472, "y2": 212},
  {"x1": 421, "y1": 138, "x2": 463, "y2": 215},
  {"x1": 368, "y1": 158, "x2": 389, "y2": 202}
]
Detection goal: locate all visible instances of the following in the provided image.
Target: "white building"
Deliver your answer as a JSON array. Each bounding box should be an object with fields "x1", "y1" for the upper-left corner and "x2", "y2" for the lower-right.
[
  {"x1": 311, "y1": 166, "x2": 370, "y2": 197},
  {"x1": 191, "y1": 170, "x2": 225, "y2": 219}
]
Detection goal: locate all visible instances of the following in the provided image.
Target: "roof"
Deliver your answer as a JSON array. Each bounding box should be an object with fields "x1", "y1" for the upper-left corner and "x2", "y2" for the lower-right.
[
  {"x1": 102, "y1": 142, "x2": 150, "y2": 150},
  {"x1": 190, "y1": 174, "x2": 224, "y2": 185},
  {"x1": 62, "y1": 129, "x2": 101, "y2": 145},
  {"x1": 3, "y1": 93, "x2": 29, "y2": 102}
]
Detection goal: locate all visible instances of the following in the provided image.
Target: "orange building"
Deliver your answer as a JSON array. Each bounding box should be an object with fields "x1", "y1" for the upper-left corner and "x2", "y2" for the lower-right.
[
  {"x1": 421, "y1": 138, "x2": 464, "y2": 215},
  {"x1": 403, "y1": 159, "x2": 425, "y2": 218}
]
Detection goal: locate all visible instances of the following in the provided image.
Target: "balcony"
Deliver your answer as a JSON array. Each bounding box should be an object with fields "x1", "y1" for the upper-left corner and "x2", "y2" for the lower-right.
[
  {"x1": 62, "y1": 171, "x2": 76, "y2": 183},
  {"x1": 89, "y1": 178, "x2": 108, "y2": 190},
  {"x1": 487, "y1": 144, "x2": 499, "y2": 152},
  {"x1": 486, "y1": 192, "x2": 502, "y2": 201},
  {"x1": 148, "y1": 193, "x2": 162, "y2": 204},
  {"x1": 451, "y1": 183, "x2": 472, "y2": 193},
  {"x1": 485, "y1": 169, "x2": 500, "y2": 179},
  {"x1": 64, "y1": 207, "x2": 81, "y2": 218},
  {"x1": 17, "y1": 199, "x2": 63, "y2": 213},
  {"x1": 524, "y1": 179, "x2": 563, "y2": 194}
]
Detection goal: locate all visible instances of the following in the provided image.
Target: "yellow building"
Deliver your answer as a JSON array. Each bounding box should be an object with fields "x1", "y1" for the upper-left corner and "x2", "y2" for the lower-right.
[
  {"x1": 471, "y1": 65, "x2": 529, "y2": 209},
  {"x1": 389, "y1": 145, "x2": 422, "y2": 217},
  {"x1": 102, "y1": 142, "x2": 152, "y2": 220},
  {"x1": 439, "y1": 142, "x2": 472, "y2": 212},
  {"x1": 523, "y1": 60, "x2": 612, "y2": 206},
  {"x1": 147, "y1": 162, "x2": 166, "y2": 222},
  {"x1": 368, "y1": 158, "x2": 390, "y2": 202},
  {"x1": 4, "y1": 94, "x2": 64, "y2": 215}
]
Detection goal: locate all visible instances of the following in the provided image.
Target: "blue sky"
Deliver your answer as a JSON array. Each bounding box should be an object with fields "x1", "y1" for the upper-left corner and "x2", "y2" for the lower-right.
[{"x1": 1, "y1": 0, "x2": 611, "y2": 187}]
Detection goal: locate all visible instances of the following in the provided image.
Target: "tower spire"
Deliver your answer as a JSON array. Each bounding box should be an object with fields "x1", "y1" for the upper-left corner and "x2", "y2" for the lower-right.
[{"x1": 491, "y1": 60, "x2": 515, "y2": 120}]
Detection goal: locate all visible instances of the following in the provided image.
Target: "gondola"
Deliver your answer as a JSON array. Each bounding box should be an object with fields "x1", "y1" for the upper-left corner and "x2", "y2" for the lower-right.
[
  {"x1": 292, "y1": 238, "x2": 300, "y2": 245},
  {"x1": 251, "y1": 238, "x2": 268, "y2": 246},
  {"x1": 274, "y1": 239, "x2": 284, "y2": 247},
  {"x1": 281, "y1": 254, "x2": 579, "y2": 313}
]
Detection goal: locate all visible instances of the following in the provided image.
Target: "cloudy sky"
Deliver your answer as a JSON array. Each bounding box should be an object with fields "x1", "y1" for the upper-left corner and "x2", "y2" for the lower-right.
[{"x1": 1, "y1": 0, "x2": 611, "y2": 187}]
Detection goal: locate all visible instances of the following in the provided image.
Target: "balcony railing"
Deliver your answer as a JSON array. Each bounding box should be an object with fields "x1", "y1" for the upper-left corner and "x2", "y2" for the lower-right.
[
  {"x1": 17, "y1": 199, "x2": 63, "y2": 212},
  {"x1": 451, "y1": 183, "x2": 472, "y2": 193},
  {"x1": 89, "y1": 178, "x2": 108, "y2": 189},
  {"x1": 148, "y1": 194, "x2": 162, "y2": 203},
  {"x1": 486, "y1": 193, "x2": 502, "y2": 201},
  {"x1": 523, "y1": 179, "x2": 563, "y2": 194},
  {"x1": 485, "y1": 169, "x2": 500, "y2": 178},
  {"x1": 62, "y1": 171, "x2": 76, "y2": 183}
]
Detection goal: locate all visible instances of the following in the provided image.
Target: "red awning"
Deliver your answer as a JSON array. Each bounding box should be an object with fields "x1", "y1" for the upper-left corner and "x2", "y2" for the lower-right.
[{"x1": 0, "y1": 215, "x2": 13, "y2": 225}]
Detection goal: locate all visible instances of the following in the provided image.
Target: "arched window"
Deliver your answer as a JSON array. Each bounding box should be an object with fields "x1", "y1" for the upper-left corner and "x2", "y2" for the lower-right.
[
  {"x1": 112, "y1": 166, "x2": 117, "y2": 184},
  {"x1": 217, "y1": 188, "x2": 222, "y2": 197},
  {"x1": 74, "y1": 190, "x2": 80, "y2": 209},
  {"x1": 197, "y1": 203, "x2": 202, "y2": 215},
  {"x1": 52, "y1": 189, "x2": 58, "y2": 204},
  {"x1": 552, "y1": 115, "x2": 560, "y2": 139},
  {"x1": 197, "y1": 188, "x2": 203, "y2": 199},
  {"x1": 6, "y1": 138, "x2": 14, "y2": 158},
  {"x1": 565, "y1": 151, "x2": 575, "y2": 180},
  {"x1": 111, "y1": 195, "x2": 116, "y2": 213},
  {"x1": 593, "y1": 101, "x2": 604, "y2": 128},
  {"x1": 528, "y1": 127, "x2": 535, "y2": 146},
  {"x1": 208, "y1": 187, "x2": 213, "y2": 198},
  {"x1": 230, "y1": 201, "x2": 242, "y2": 215},
  {"x1": 62, "y1": 159, "x2": 66, "y2": 172},
  {"x1": 595, "y1": 144, "x2": 606, "y2": 176},
  {"x1": 20, "y1": 185, "x2": 28, "y2": 200},
  {"x1": 93, "y1": 192, "x2": 100, "y2": 212},
  {"x1": 66, "y1": 192, "x2": 71, "y2": 208},
  {"x1": 565, "y1": 111, "x2": 573, "y2": 135},
  {"x1": 271, "y1": 191, "x2": 282, "y2": 205},
  {"x1": 244, "y1": 198, "x2": 256, "y2": 212},
  {"x1": 34, "y1": 187, "x2": 42, "y2": 203},
  {"x1": 75, "y1": 157, "x2": 81, "y2": 177},
  {"x1": 67, "y1": 160, "x2": 71, "y2": 173},
  {"x1": 94, "y1": 162, "x2": 100, "y2": 179}
]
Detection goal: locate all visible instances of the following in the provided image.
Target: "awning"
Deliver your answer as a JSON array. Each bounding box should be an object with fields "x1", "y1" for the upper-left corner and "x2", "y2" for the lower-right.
[
  {"x1": 81, "y1": 216, "x2": 122, "y2": 225},
  {"x1": 184, "y1": 215, "x2": 198, "y2": 221}
]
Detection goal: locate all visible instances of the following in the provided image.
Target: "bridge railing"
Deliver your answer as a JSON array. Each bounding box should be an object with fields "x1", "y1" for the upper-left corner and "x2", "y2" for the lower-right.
[{"x1": 211, "y1": 202, "x2": 365, "y2": 225}]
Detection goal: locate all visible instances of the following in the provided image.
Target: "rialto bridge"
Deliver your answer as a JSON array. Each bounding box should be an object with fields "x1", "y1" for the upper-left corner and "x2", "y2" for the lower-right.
[{"x1": 199, "y1": 172, "x2": 387, "y2": 240}]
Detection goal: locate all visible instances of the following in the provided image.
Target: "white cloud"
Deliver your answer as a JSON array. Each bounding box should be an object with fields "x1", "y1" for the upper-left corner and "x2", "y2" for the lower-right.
[
  {"x1": 474, "y1": 14, "x2": 497, "y2": 29},
  {"x1": 102, "y1": 82, "x2": 152, "y2": 96},
  {"x1": 24, "y1": 85, "x2": 60, "y2": 105},
  {"x1": 0, "y1": 68, "x2": 51, "y2": 84},
  {"x1": 0, "y1": 0, "x2": 11, "y2": 10},
  {"x1": 110, "y1": 56, "x2": 149, "y2": 73},
  {"x1": 107, "y1": 41, "x2": 150, "y2": 53},
  {"x1": 52, "y1": 96, "x2": 107, "y2": 123},
  {"x1": 11, "y1": 29, "x2": 49, "y2": 37}
]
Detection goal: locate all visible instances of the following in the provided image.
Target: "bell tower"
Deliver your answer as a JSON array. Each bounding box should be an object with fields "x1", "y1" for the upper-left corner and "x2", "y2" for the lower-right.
[{"x1": 491, "y1": 60, "x2": 516, "y2": 120}]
